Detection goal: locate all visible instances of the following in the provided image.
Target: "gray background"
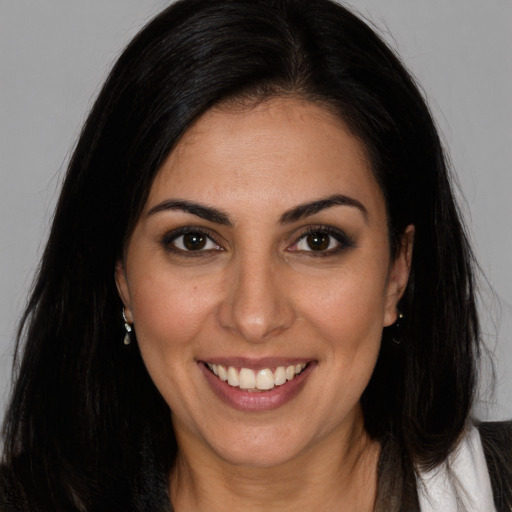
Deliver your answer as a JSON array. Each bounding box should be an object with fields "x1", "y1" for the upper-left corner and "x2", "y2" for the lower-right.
[{"x1": 1, "y1": 1, "x2": 511, "y2": 426}]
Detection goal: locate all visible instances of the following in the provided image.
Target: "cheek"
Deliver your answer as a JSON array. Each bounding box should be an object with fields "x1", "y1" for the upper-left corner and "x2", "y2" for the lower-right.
[
  {"x1": 297, "y1": 260, "x2": 389, "y2": 345},
  {"x1": 298, "y1": 264, "x2": 387, "y2": 416},
  {"x1": 126, "y1": 270, "x2": 224, "y2": 416},
  {"x1": 127, "y1": 269, "x2": 222, "y2": 357}
]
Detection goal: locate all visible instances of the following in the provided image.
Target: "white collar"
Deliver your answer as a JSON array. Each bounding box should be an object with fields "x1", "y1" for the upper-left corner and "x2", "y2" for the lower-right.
[{"x1": 416, "y1": 424, "x2": 496, "y2": 511}]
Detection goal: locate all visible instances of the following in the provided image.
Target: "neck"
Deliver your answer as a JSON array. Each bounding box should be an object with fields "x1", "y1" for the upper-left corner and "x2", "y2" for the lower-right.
[{"x1": 169, "y1": 412, "x2": 380, "y2": 511}]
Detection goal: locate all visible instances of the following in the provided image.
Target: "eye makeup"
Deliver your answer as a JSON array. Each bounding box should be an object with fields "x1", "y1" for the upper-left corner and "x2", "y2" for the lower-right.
[
  {"x1": 158, "y1": 222, "x2": 357, "y2": 261},
  {"x1": 287, "y1": 225, "x2": 357, "y2": 256},
  {"x1": 160, "y1": 226, "x2": 224, "y2": 256}
]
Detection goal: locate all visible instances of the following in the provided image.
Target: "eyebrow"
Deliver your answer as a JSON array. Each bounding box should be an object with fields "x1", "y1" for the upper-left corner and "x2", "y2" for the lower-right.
[
  {"x1": 147, "y1": 199, "x2": 233, "y2": 226},
  {"x1": 146, "y1": 193, "x2": 367, "y2": 226},
  {"x1": 279, "y1": 194, "x2": 368, "y2": 224}
]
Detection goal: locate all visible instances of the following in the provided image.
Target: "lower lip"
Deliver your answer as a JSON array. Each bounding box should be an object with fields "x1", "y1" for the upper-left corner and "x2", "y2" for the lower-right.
[{"x1": 199, "y1": 362, "x2": 315, "y2": 412}]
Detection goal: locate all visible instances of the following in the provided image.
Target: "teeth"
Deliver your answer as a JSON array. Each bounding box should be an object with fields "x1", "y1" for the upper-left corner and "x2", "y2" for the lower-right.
[
  {"x1": 218, "y1": 365, "x2": 227, "y2": 381},
  {"x1": 256, "y1": 368, "x2": 275, "y2": 390},
  {"x1": 239, "y1": 368, "x2": 256, "y2": 389},
  {"x1": 274, "y1": 366, "x2": 287, "y2": 386},
  {"x1": 227, "y1": 366, "x2": 239, "y2": 387},
  {"x1": 206, "y1": 363, "x2": 307, "y2": 390}
]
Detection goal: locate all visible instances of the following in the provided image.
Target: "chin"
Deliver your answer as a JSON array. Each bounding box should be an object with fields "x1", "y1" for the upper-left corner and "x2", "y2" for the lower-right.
[
  {"x1": 218, "y1": 442, "x2": 302, "y2": 468},
  {"x1": 203, "y1": 422, "x2": 316, "y2": 468}
]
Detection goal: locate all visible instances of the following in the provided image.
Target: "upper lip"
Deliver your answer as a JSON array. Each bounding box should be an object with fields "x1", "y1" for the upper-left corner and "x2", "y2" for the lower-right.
[{"x1": 199, "y1": 357, "x2": 314, "y2": 370}]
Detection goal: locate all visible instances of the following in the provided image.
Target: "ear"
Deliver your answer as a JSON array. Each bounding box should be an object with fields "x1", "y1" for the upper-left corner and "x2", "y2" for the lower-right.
[
  {"x1": 383, "y1": 225, "x2": 414, "y2": 327},
  {"x1": 115, "y1": 260, "x2": 133, "y2": 323}
]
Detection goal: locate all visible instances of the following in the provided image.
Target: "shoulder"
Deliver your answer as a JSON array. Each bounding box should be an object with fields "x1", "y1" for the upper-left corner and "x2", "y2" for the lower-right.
[
  {"x1": 477, "y1": 419, "x2": 512, "y2": 446},
  {"x1": 0, "y1": 452, "x2": 173, "y2": 512},
  {"x1": 0, "y1": 453, "x2": 47, "y2": 512},
  {"x1": 476, "y1": 420, "x2": 512, "y2": 511},
  {"x1": 0, "y1": 463, "x2": 26, "y2": 512}
]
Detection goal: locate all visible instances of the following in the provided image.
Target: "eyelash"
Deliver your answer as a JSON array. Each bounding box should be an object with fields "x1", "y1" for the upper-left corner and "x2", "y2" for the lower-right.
[
  {"x1": 287, "y1": 225, "x2": 356, "y2": 256},
  {"x1": 160, "y1": 227, "x2": 223, "y2": 256},
  {"x1": 160, "y1": 225, "x2": 356, "y2": 257}
]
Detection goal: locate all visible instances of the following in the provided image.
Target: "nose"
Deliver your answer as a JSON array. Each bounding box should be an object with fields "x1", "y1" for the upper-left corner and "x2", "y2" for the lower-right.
[{"x1": 217, "y1": 254, "x2": 296, "y2": 343}]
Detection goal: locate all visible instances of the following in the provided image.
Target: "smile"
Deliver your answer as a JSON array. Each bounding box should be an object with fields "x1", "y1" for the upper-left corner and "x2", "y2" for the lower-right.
[
  {"x1": 206, "y1": 363, "x2": 308, "y2": 391},
  {"x1": 200, "y1": 359, "x2": 315, "y2": 411}
]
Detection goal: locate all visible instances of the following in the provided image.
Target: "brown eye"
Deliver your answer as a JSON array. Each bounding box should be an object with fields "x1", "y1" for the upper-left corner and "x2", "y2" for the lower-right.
[
  {"x1": 162, "y1": 229, "x2": 223, "y2": 254},
  {"x1": 288, "y1": 226, "x2": 355, "y2": 255},
  {"x1": 306, "y1": 232, "x2": 330, "y2": 251},
  {"x1": 183, "y1": 232, "x2": 207, "y2": 250}
]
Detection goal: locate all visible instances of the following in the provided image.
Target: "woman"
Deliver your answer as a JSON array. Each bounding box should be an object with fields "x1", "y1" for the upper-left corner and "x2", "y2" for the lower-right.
[{"x1": 1, "y1": 0, "x2": 510, "y2": 510}]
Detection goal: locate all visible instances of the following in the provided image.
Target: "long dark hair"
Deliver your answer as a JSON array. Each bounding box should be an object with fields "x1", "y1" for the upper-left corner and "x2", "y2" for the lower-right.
[{"x1": 1, "y1": 0, "x2": 480, "y2": 509}]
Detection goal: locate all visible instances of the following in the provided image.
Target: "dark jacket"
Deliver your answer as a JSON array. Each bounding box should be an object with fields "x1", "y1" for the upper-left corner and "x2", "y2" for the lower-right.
[{"x1": 1, "y1": 421, "x2": 510, "y2": 511}]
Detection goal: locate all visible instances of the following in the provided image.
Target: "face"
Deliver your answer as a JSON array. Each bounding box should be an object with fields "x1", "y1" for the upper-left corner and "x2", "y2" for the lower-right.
[{"x1": 116, "y1": 97, "x2": 412, "y2": 468}]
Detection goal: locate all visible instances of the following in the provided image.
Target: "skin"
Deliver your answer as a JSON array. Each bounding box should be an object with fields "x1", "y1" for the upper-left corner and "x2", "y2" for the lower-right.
[{"x1": 116, "y1": 97, "x2": 413, "y2": 511}]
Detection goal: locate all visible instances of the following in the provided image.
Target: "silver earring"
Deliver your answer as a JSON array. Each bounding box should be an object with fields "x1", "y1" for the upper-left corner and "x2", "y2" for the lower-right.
[
  {"x1": 392, "y1": 311, "x2": 404, "y2": 345},
  {"x1": 122, "y1": 308, "x2": 132, "y2": 345}
]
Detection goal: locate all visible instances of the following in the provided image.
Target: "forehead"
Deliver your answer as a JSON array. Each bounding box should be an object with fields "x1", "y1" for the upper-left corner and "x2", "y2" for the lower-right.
[{"x1": 145, "y1": 97, "x2": 384, "y2": 218}]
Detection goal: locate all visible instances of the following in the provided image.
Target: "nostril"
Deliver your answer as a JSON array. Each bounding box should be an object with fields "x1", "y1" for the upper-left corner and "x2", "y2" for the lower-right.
[
  {"x1": 215, "y1": 262, "x2": 296, "y2": 342},
  {"x1": 217, "y1": 296, "x2": 296, "y2": 343}
]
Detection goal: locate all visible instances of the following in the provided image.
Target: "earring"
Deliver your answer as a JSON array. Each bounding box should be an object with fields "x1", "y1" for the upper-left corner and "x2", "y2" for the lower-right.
[
  {"x1": 391, "y1": 311, "x2": 404, "y2": 345},
  {"x1": 123, "y1": 308, "x2": 132, "y2": 345}
]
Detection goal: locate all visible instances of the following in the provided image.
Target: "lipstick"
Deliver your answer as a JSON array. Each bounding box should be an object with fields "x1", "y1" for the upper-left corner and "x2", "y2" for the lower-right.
[{"x1": 198, "y1": 359, "x2": 315, "y2": 412}]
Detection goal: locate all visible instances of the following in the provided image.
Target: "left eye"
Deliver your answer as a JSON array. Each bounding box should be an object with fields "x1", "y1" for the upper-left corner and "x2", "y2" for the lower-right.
[
  {"x1": 289, "y1": 229, "x2": 349, "y2": 254},
  {"x1": 168, "y1": 232, "x2": 221, "y2": 252},
  {"x1": 295, "y1": 232, "x2": 339, "y2": 252}
]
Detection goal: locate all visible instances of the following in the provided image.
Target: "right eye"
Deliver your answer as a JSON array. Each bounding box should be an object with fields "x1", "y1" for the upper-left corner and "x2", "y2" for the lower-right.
[{"x1": 162, "y1": 229, "x2": 223, "y2": 254}]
